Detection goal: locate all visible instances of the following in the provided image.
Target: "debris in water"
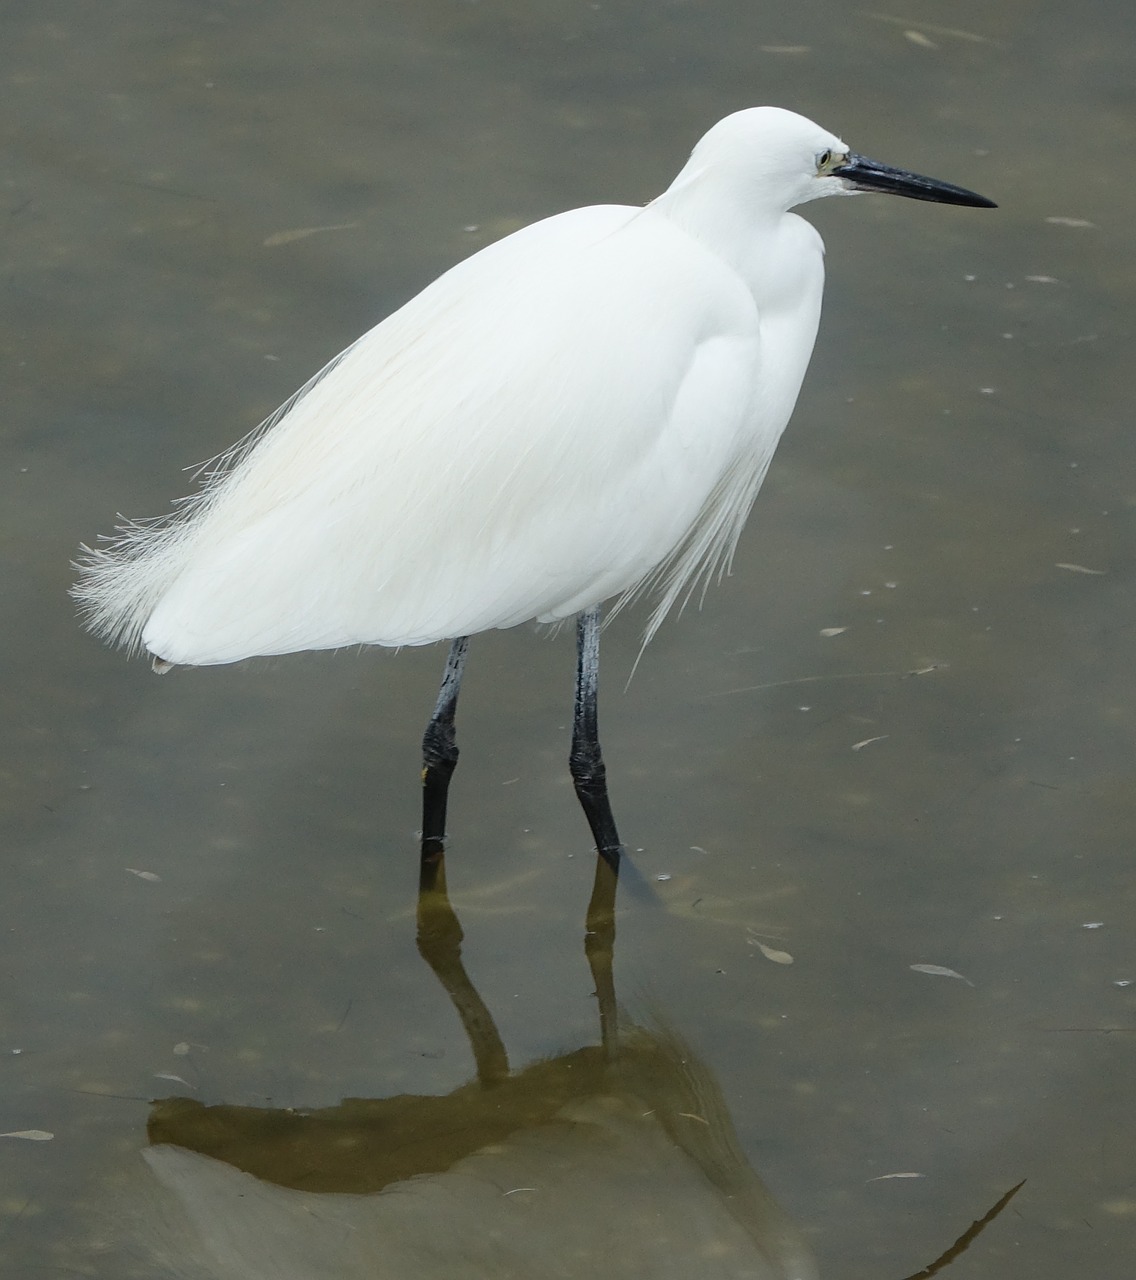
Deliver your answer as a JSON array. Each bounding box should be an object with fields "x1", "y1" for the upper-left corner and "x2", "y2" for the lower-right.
[
  {"x1": 0, "y1": 1130, "x2": 53, "y2": 1141},
  {"x1": 898, "y1": 1179, "x2": 1026, "y2": 1279},
  {"x1": 263, "y1": 222, "x2": 359, "y2": 247},
  {"x1": 747, "y1": 931, "x2": 795, "y2": 965},
  {"x1": 154, "y1": 1073, "x2": 194, "y2": 1089},
  {"x1": 126, "y1": 868, "x2": 161, "y2": 882},
  {"x1": 910, "y1": 963, "x2": 975, "y2": 987},
  {"x1": 868, "y1": 12, "x2": 995, "y2": 43}
]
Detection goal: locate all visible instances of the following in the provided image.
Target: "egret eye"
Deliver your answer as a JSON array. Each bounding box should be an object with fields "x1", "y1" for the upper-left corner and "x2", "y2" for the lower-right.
[{"x1": 817, "y1": 149, "x2": 833, "y2": 172}]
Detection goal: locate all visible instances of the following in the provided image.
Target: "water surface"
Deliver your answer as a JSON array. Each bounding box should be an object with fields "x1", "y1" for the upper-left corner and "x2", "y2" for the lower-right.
[{"x1": 2, "y1": 2, "x2": 1133, "y2": 1276}]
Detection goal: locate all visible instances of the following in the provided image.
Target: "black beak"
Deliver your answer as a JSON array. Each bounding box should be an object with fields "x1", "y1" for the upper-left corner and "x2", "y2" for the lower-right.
[{"x1": 832, "y1": 153, "x2": 996, "y2": 208}]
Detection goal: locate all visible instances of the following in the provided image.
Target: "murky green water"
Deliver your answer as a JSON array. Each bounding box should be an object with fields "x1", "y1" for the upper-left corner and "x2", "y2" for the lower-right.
[{"x1": 3, "y1": 1, "x2": 1134, "y2": 1276}]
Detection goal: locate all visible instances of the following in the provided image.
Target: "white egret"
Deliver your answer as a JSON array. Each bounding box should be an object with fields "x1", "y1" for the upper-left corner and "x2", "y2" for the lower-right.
[{"x1": 73, "y1": 107, "x2": 994, "y2": 868}]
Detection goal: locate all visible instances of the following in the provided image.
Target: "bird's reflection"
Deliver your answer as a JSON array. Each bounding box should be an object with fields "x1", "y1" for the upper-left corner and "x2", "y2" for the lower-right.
[{"x1": 139, "y1": 854, "x2": 818, "y2": 1279}]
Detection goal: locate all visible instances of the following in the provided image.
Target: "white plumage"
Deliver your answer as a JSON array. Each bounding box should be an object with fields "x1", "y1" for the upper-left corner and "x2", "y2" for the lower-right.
[
  {"x1": 73, "y1": 107, "x2": 993, "y2": 668},
  {"x1": 73, "y1": 108, "x2": 834, "y2": 665}
]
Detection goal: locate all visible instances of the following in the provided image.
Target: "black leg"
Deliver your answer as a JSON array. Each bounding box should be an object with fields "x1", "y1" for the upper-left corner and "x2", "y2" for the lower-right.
[
  {"x1": 569, "y1": 606, "x2": 623, "y2": 871},
  {"x1": 421, "y1": 637, "x2": 469, "y2": 874}
]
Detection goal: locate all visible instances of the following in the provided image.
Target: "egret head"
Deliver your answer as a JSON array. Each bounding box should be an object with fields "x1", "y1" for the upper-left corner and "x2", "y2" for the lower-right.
[{"x1": 675, "y1": 107, "x2": 995, "y2": 215}]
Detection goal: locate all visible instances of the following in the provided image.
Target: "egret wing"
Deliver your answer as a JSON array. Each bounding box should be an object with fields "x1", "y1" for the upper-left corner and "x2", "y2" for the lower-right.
[{"x1": 77, "y1": 206, "x2": 762, "y2": 663}]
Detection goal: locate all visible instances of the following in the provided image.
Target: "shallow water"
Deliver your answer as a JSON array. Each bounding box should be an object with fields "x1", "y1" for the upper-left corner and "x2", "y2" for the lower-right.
[{"x1": 3, "y1": 1, "x2": 1134, "y2": 1276}]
